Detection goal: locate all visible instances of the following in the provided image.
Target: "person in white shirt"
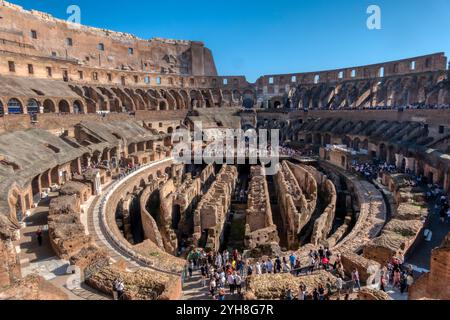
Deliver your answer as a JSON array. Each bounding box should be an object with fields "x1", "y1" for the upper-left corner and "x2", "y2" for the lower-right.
[
  {"x1": 227, "y1": 273, "x2": 235, "y2": 294},
  {"x1": 255, "y1": 261, "x2": 262, "y2": 275},
  {"x1": 234, "y1": 272, "x2": 242, "y2": 295},
  {"x1": 335, "y1": 277, "x2": 344, "y2": 295}
]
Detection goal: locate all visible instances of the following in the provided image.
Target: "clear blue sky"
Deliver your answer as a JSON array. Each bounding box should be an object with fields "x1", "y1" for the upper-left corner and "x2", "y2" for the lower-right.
[{"x1": 10, "y1": 0, "x2": 450, "y2": 82}]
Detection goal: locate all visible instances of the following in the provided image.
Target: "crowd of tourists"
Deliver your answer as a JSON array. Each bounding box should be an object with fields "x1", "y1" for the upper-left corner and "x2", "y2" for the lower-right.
[
  {"x1": 351, "y1": 160, "x2": 399, "y2": 180},
  {"x1": 185, "y1": 246, "x2": 360, "y2": 300},
  {"x1": 378, "y1": 256, "x2": 415, "y2": 295}
]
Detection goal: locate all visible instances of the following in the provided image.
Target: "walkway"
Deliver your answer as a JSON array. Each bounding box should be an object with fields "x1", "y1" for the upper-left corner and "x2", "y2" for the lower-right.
[{"x1": 14, "y1": 197, "x2": 110, "y2": 300}]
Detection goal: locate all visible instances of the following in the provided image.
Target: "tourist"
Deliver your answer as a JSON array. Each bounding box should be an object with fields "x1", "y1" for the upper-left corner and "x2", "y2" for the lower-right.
[
  {"x1": 201, "y1": 265, "x2": 207, "y2": 287},
  {"x1": 393, "y1": 269, "x2": 401, "y2": 289},
  {"x1": 36, "y1": 228, "x2": 43, "y2": 247},
  {"x1": 227, "y1": 272, "x2": 235, "y2": 295},
  {"x1": 380, "y1": 272, "x2": 386, "y2": 292},
  {"x1": 223, "y1": 250, "x2": 229, "y2": 264},
  {"x1": 318, "y1": 284, "x2": 325, "y2": 300},
  {"x1": 298, "y1": 283, "x2": 307, "y2": 300},
  {"x1": 284, "y1": 289, "x2": 294, "y2": 300},
  {"x1": 215, "y1": 252, "x2": 223, "y2": 269},
  {"x1": 209, "y1": 277, "x2": 217, "y2": 298},
  {"x1": 335, "y1": 276, "x2": 344, "y2": 296},
  {"x1": 282, "y1": 260, "x2": 291, "y2": 273},
  {"x1": 266, "y1": 259, "x2": 274, "y2": 274},
  {"x1": 234, "y1": 272, "x2": 242, "y2": 295},
  {"x1": 352, "y1": 269, "x2": 361, "y2": 291},
  {"x1": 289, "y1": 253, "x2": 296, "y2": 269},
  {"x1": 112, "y1": 278, "x2": 119, "y2": 300},
  {"x1": 217, "y1": 288, "x2": 226, "y2": 301},
  {"x1": 116, "y1": 279, "x2": 125, "y2": 300},
  {"x1": 406, "y1": 273, "x2": 414, "y2": 292},
  {"x1": 322, "y1": 255, "x2": 330, "y2": 270},
  {"x1": 400, "y1": 273, "x2": 408, "y2": 294},
  {"x1": 312, "y1": 288, "x2": 319, "y2": 300},
  {"x1": 255, "y1": 261, "x2": 262, "y2": 275},
  {"x1": 188, "y1": 260, "x2": 194, "y2": 278},
  {"x1": 275, "y1": 257, "x2": 282, "y2": 273},
  {"x1": 294, "y1": 259, "x2": 302, "y2": 276},
  {"x1": 247, "y1": 263, "x2": 253, "y2": 277}
]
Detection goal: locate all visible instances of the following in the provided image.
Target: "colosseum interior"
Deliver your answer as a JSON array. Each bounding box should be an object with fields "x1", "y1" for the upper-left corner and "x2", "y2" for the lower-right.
[{"x1": 0, "y1": 0, "x2": 449, "y2": 302}]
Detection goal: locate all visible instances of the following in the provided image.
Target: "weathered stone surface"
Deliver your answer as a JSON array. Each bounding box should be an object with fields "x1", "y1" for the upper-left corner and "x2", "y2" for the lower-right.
[
  {"x1": 87, "y1": 264, "x2": 182, "y2": 300},
  {"x1": 48, "y1": 211, "x2": 92, "y2": 259},
  {"x1": 0, "y1": 275, "x2": 68, "y2": 300},
  {"x1": 357, "y1": 288, "x2": 392, "y2": 300},
  {"x1": 245, "y1": 271, "x2": 337, "y2": 300},
  {"x1": 245, "y1": 166, "x2": 280, "y2": 249},
  {"x1": 48, "y1": 195, "x2": 81, "y2": 217},
  {"x1": 274, "y1": 161, "x2": 317, "y2": 249},
  {"x1": 69, "y1": 246, "x2": 110, "y2": 278},
  {"x1": 193, "y1": 165, "x2": 238, "y2": 251},
  {"x1": 409, "y1": 233, "x2": 450, "y2": 300},
  {"x1": 132, "y1": 240, "x2": 186, "y2": 273},
  {"x1": 340, "y1": 251, "x2": 380, "y2": 283},
  {"x1": 0, "y1": 238, "x2": 21, "y2": 288}
]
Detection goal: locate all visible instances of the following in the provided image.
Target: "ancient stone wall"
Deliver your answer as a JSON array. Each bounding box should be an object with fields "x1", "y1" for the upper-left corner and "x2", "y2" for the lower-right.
[
  {"x1": 193, "y1": 165, "x2": 237, "y2": 251},
  {"x1": 244, "y1": 166, "x2": 280, "y2": 249},
  {"x1": 311, "y1": 178, "x2": 337, "y2": 246},
  {"x1": 363, "y1": 174, "x2": 428, "y2": 265},
  {"x1": 409, "y1": 233, "x2": 450, "y2": 300},
  {"x1": 0, "y1": 238, "x2": 21, "y2": 288},
  {"x1": 47, "y1": 195, "x2": 92, "y2": 259},
  {"x1": 274, "y1": 161, "x2": 317, "y2": 249}
]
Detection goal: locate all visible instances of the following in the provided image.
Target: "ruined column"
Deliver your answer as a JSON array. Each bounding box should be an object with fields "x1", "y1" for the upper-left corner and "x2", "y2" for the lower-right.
[{"x1": 395, "y1": 154, "x2": 404, "y2": 169}]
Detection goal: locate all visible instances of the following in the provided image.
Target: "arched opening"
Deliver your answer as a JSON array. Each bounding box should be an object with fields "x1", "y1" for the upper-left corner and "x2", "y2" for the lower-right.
[
  {"x1": 379, "y1": 143, "x2": 387, "y2": 162},
  {"x1": 58, "y1": 100, "x2": 70, "y2": 113},
  {"x1": 43, "y1": 99, "x2": 56, "y2": 113},
  {"x1": 353, "y1": 138, "x2": 361, "y2": 151},
  {"x1": 362, "y1": 139, "x2": 369, "y2": 150},
  {"x1": 0, "y1": 100, "x2": 4, "y2": 116},
  {"x1": 73, "y1": 100, "x2": 84, "y2": 114},
  {"x1": 243, "y1": 98, "x2": 254, "y2": 109},
  {"x1": 7, "y1": 98, "x2": 23, "y2": 114},
  {"x1": 159, "y1": 101, "x2": 167, "y2": 111},
  {"x1": 31, "y1": 175, "x2": 40, "y2": 199},
  {"x1": 273, "y1": 101, "x2": 282, "y2": 109},
  {"x1": 167, "y1": 127, "x2": 174, "y2": 134},
  {"x1": 27, "y1": 99, "x2": 39, "y2": 114}
]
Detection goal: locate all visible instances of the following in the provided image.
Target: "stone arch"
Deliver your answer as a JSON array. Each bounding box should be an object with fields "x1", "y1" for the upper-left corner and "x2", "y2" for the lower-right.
[
  {"x1": 170, "y1": 90, "x2": 185, "y2": 109},
  {"x1": 7, "y1": 98, "x2": 24, "y2": 114},
  {"x1": 353, "y1": 137, "x2": 361, "y2": 151},
  {"x1": 73, "y1": 100, "x2": 85, "y2": 114},
  {"x1": 222, "y1": 90, "x2": 232, "y2": 106},
  {"x1": 243, "y1": 90, "x2": 255, "y2": 109},
  {"x1": 342, "y1": 136, "x2": 351, "y2": 147},
  {"x1": 179, "y1": 90, "x2": 190, "y2": 108},
  {"x1": 190, "y1": 90, "x2": 202, "y2": 108},
  {"x1": 43, "y1": 99, "x2": 56, "y2": 113},
  {"x1": 159, "y1": 100, "x2": 167, "y2": 111},
  {"x1": 26, "y1": 98, "x2": 40, "y2": 114},
  {"x1": 58, "y1": 100, "x2": 71, "y2": 113},
  {"x1": 379, "y1": 143, "x2": 387, "y2": 161},
  {"x1": 362, "y1": 139, "x2": 369, "y2": 150},
  {"x1": 324, "y1": 133, "x2": 331, "y2": 145}
]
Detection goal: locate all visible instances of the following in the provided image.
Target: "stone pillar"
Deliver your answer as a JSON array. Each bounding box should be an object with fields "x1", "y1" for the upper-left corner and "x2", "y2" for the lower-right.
[
  {"x1": 395, "y1": 154, "x2": 404, "y2": 168},
  {"x1": 405, "y1": 157, "x2": 416, "y2": 173},
  {"x1": 444, "y1": 171, "x2": 450, "y2": 193}
]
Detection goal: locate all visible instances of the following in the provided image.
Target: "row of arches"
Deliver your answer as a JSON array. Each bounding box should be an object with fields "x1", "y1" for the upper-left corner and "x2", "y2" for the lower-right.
[
  {"x1": 0, "y1": 97, "x2": 85, "y2": 115},
  {"x1": 274, "y1": 74, "x2": 450, "y2": 110}
]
